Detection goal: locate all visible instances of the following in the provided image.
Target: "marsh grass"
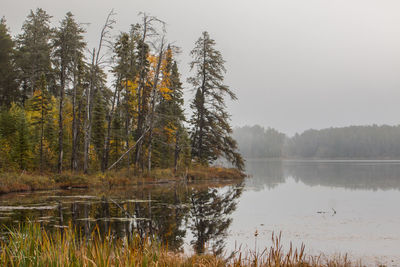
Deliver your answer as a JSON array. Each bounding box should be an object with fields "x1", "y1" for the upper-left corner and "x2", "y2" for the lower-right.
[
  {"x1": 0, "y1": 165, "x2": 246, "y2": 195},
  {"x1": 0, "y1": 223, "x2": 357, "y2": 267}
]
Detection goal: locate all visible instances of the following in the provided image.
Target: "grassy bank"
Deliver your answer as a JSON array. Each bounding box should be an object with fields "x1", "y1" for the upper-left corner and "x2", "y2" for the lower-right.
[
  {"x1": 0, "y1": 223, "x2": 355, "y2": 267},
  {"x1": 0, "y1": 166, "x2": 246, "y2": 195}
]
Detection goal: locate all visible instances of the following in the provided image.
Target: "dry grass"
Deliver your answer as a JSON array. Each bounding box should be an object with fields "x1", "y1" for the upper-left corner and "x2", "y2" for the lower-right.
[
  {"x1": 0, "y1": 165, "x2": 246, "y2": 195},
  {"x1": 0, "y1": 172, "x2": 55, "y2": 194},
  {"x1": 0, "y1": 224, "x2": 358, "y2": 267}
]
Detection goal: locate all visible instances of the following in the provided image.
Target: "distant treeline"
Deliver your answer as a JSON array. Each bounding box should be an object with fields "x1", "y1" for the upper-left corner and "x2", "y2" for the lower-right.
[{"x1": 234, "y1": 125, "x2": 400, "y2": 159}]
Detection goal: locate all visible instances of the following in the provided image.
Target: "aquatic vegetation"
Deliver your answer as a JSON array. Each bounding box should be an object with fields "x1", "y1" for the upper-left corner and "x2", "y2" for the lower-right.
[{"x1": 0, "y1": 223, "x2": 357, "y2": 266}]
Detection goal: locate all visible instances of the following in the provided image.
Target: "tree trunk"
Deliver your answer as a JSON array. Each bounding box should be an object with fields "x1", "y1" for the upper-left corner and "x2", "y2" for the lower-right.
[
  {"x1": 147, "y1": 39, "x2": 164, "y2": 174},
  {"x1": 197, "y1": 41, "x2": 207, "y2": 161},
  {"x1": 84, "y1": 48, "x2": 96, "y2": 173},
  {"x1": 101, "y1": 77, "x2": 119, "y2": 172},
  {"x1": 58, "y1": 65, "x2": 65, "y2": 174},
  {"x1": 40, "y1": 92, "x2": 44, "y2": 173},
  {"x1": 174, "y1": 128, "x2": 180, "y2": 174},
  {"x1": 134, "y1": 19, "x2": 149, "y2": 169},
  {"x1": 71, "y1": 62, "x2": 78, "y2": 172}
]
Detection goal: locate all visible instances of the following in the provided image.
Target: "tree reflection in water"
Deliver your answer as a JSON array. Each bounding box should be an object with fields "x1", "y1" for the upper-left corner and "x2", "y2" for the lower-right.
[
  {"x1": 0, "y1": 181, "x2": 244, "y2": 254},
  {"x1": 188, "y1": 183, "x2": 243, "y2": 255}
]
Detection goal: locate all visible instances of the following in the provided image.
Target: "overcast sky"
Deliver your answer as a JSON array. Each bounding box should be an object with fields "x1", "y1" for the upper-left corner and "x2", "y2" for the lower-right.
[{"x1": 3, "y1": 0, "x2": 400, "y2": 135}]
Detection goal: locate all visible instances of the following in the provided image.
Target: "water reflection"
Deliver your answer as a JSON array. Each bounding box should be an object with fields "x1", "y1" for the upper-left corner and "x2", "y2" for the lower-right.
[
  {"x1": 0, "y1": 182, "x2": 243, "y2": 254},
  {"x1": 245, "y1": 159, "x2": 400, "y2": 191},
  {"x1": 189, "y1": 184, "x2": 243, "y2": 254}
]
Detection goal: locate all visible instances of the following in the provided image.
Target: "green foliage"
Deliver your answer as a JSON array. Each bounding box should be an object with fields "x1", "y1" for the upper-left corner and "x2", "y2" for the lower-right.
[
  {"x1": 189, "y1": 32, "x2": 244, "y2": 170},
  {"x1": 0, "y1": 10, "x2": 243, "y2": 174},
  {"x1": 153, "y1": 47, "x2": 186, "y2": 169},
  {"x1": 16, "y1": 8, "x2": 54, "y2": 99},
  {"x1": 9, "y1": 104, "x2": 31, "y2": 169},
  {"x1": 92, "y1": 88, "x2": 107, "y2": 162},
  {"x1": 0, "y1": 18, "x2": 19, "y2": 107}
]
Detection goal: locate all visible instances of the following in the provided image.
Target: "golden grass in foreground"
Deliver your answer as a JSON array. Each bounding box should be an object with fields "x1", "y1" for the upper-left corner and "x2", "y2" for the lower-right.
[{"x1": 0, "y1": 223, "x2": 357, "y2": 267}]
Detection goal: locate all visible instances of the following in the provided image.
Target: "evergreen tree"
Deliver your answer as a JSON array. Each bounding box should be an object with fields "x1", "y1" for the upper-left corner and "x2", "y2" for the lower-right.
[
  {"x1": 71, "y1": 56, "x2": 87, "y2": 171},
  {"x1": 0, "y1": 18, "x2": 19, "y2": 107},
  {"x1": 53, "y1": 12, "x2": 86, "y2": 173},
  {"x1": 188, "y1": 32, "x2": 243, "y2": 170},
  {"x1": 153, "y1": 47, "x2": 186, "y2": 170},
  {"x1": 16, "y1": 8, "x2": 53, "y2": 100},
  {"x1": 91, "y1": 69, "x2": 110, "y2": 168},
  {"x1": 0, "y1": 109, "x2": 17, "y2": 169},
  {"x1": 103, "y1": 30, "x2": 139, "y2": 171},
  {"x1": 9, "y1": 104, "x2": 31, "y2": 169}
]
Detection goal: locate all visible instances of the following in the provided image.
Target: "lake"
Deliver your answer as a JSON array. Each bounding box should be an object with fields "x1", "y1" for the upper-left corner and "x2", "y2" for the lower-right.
[{"x1": 0, "y1": 159, "x2": 399, "y2": 265}]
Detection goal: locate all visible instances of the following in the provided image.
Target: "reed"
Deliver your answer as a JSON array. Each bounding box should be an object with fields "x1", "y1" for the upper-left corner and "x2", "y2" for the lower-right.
[{"x1": 0, "y1": 223, "x2": 358, "y2": 267}]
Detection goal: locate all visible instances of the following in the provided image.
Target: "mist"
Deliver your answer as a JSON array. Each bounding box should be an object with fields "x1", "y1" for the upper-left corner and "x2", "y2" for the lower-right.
[{"x1": 3, "y1": 0, "x2": 400, "y2": 135}]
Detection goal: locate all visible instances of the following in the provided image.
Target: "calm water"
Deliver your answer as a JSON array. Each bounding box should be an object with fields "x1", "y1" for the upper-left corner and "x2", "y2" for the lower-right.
[{"x1": 1, "y1": 160, "x2": 400, "y2": 265}]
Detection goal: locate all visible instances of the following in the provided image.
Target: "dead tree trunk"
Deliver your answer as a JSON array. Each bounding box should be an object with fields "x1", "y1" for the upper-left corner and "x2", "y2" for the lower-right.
[
  {"x1": 101, "y1": 76, "x2": 120, "y2": 172},
  {"x1": 71, "y1": 60, "x2": 79, "y2": 172},
  {"x1": 83, "y1": 48, "x2": 95, "y2": 174},
  {"x1": 83, "y1": 10, "x2": 115, "y2": 173},
  {"x1": 147, "y1": 38, "x2": 165, "y2": 173}
]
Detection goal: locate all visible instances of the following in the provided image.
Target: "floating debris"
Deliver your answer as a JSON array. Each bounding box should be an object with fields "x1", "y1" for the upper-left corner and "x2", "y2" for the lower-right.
[
  {"x1": 0, "y1": 205, "x2": 57, "y2": 211},
  {"x1": 49, "y1": 195, "x2": 99, "y2": 199},
  {"x1": 123, "y1": 199, "x2": 155, "y2": 203}
]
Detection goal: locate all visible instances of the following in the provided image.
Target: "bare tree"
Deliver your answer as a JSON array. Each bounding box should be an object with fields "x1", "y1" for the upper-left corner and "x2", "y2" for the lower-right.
[
  {"x1": 134, "y1": 13, "x2": 164, "y2": 171},
  {"x1": 147, "y1": 36, "x2": 165, "y2": 173},
  {"x1": 83, "y1": 10, "x2": 115, "y2": 173}
]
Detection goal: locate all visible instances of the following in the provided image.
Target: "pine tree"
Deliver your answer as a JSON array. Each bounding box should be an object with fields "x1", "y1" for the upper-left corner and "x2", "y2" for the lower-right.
[
  {"x1": 53, "y1": 12, "x2": 86, "y2": 173},
  {"x1": 0, "y1": 18, "x2": 19, "y2": 107},
  {"x1": 188, "y1": 32, "x2": 243, "y2": 170},
  {"x1": 9, "y1": 104, "x2": 31, "y2": 170},
  {"x1": 153, "y1": 47, "x2": 186, "y2": 170},
  {"x1": 90, "y1": 68, "x2": 110, "y2": 169},
  {"x1": 16, "y1": 8, "x2": 53, "y2": 100},
  {"x1": 103, "y1": 30, "x2": 139, "y2": 171}
]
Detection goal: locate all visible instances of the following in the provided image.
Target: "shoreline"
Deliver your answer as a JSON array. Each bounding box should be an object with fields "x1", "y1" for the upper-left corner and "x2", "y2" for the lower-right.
[{"x1": 0, "y1": 166, "x2": 246, "y2": 195}]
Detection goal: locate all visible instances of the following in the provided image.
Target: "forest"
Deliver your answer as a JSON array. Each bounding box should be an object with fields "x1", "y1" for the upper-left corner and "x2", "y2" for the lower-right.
[
  {"x1": 234, "y1": 124, "x2": 400, "y2": 159},
  {"x1": 0, "y1": 8, "x2": 243, "y2": 174}
]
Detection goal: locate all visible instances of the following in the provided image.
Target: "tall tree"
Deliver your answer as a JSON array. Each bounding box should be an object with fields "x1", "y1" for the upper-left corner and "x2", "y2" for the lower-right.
[
  {"x1": 152, "y1": 47, "x2": 186, "y2": 171},
  {"x1": 188, "y1": 32, "x2": 243, "y2": 170},
  {"x1": 83, "y1": 10, "x2": 115, "y2": 173},
  {"x1": 133, "y1": 13, "x2": 164, "y2": 171},
  {"x1": 26, "y1": 74, "x2": 53, "y2": 172},
  {"x1": 53, "y1": 12, "x2": 86, "y2": 173},
  {"x1": 71, "y1": 56, "x2": 87, "y2": 171},
  {"x1": 147, "y1": 36, "x2": 165, "y2": 173},
  {"x1": 16, "y1": 8, "x2": 53, "y2": 101},
  {"x1": 0, "y1": 18, "x2": 19, "y2": 107},
  {"x1": 102, "y1": 29, "x2": 139, "y2": 172}
]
